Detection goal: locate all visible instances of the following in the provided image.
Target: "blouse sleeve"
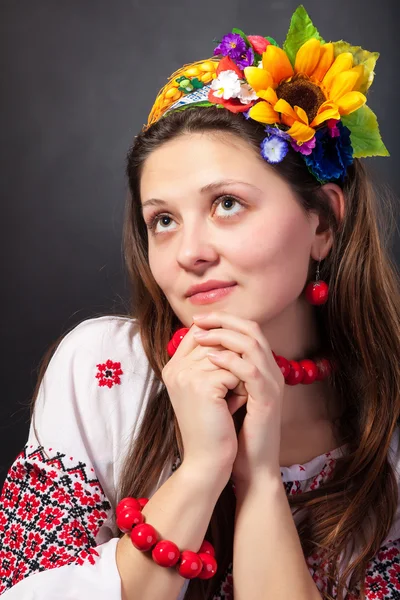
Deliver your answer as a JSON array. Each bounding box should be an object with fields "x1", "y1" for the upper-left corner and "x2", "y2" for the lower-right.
[{"x1": 0, "y1": 316, "x2": 155, "y2": 598}]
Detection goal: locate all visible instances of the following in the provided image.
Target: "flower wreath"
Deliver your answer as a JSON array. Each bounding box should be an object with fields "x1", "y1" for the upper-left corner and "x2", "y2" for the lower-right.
[{"x1": 145, "y1": 5, "x2": 389, "y2": 184}]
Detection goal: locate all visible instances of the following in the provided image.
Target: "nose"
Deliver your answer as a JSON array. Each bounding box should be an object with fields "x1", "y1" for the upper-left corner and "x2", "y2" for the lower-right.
[{"x1": 175, "y1": 220, "x2": 219, "y2": 270}]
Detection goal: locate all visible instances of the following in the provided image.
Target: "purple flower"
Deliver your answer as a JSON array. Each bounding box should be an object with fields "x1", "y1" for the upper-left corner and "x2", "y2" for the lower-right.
[
  {"x1": 291, "y1": 136, "x2": 316, "y2": 155},
  {"x1": 235, "y1": 47, "x2": 254, "y2": 69},
  {"x1": 329, "y1": 125, "x2": 340, "y2": 137},
  {"x1": 264, "y1": 125, "x2": 291, "y2": 141},
  {"x1": 260, "y1": 135, "x2": 289, "y2": 164},
  {"x1": 214, "y1": 33, "x2": 247, "y2": 60}
]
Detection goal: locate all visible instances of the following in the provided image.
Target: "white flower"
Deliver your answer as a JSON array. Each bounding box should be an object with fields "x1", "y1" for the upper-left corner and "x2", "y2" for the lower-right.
[
  {"x1": 210, "y1": 70, "x2": 241, "y2": 100},
  {"x1": 257, "y1": 60, "x2": 264, "y2": 68},
  {"x1": 238, "y1": 83, "x2": 258, "y2": 104}
]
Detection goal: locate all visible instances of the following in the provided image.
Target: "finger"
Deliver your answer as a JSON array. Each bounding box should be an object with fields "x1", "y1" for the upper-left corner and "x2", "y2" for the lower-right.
[
  {"x1": 194, "y1": 328, "x2": 265, "y2": 365},
  {"x1": 193, "y1": 311, "x2": 270, "y2": 352},
  {"x1": 225, "y1": 383, "x2": 248, "y2": 416},
  {"x1": 171, "y1": 323, "x2": 210, "y2": 358},
  {"x1": 204, "y1": 361, "x2": 242, "y2": 399},
  {"x1": 171, "y1": 323, "x2": 239, "y2": 363},
  {"x1": 206, "y1": 350, "x2": 276, "y2": 413}
]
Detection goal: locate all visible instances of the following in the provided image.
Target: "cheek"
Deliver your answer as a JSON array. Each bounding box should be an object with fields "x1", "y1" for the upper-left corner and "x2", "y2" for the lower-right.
[
  {"x1": 231, "y1": 212, "x2": 310, "y2": 267},
  {"x1": 232, "y1": 212, "x2": 311, "y2": 301},
  {"x1": 148, "y1": 247, "x2": 170, "y2": 291}
]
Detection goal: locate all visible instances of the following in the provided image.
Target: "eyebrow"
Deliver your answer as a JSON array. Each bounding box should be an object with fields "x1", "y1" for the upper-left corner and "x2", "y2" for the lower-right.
[{"x1": 141, "y1": 179, "x2": 262, "y2": 211}]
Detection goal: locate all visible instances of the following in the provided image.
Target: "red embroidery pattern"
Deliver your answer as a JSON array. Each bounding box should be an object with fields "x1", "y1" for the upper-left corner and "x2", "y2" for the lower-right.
[
  {"x1": 216, "y1": 568, "x2": 233, "y2": 599},
  {"x1": 95, "y1": 359, "x2": 123, "y2": 388},
  {"x1": 309, "y1": 457, "x2": 337, "y2": 491},
  {"x1": 345, "y1": 540, "x2": 400, "y2": 599},
  {"x1": 0, "y1": 445, "x2": 110, "y2": 594}
]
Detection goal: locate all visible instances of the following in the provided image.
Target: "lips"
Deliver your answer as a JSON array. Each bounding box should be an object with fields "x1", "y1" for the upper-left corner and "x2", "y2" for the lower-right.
[{"x1": 185, "y1": 280, "x2": 237, "y2": 297}]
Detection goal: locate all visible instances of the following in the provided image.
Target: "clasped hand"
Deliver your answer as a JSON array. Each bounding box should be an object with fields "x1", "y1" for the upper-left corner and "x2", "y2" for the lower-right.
[{"x1": 192, "y1": 311, "x2": 284, "y2": 485}]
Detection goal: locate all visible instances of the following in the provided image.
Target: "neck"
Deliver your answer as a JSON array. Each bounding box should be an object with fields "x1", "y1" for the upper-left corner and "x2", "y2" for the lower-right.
[{"x1": 260, "y1": 295, "x2": 341, "y2": 429}]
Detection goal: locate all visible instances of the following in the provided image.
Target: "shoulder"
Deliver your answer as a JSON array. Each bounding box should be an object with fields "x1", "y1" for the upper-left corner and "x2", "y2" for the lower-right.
[
  {"x1": 34, "y1": 313, "x2": 158, "y2": 415},
  {"x1": 53, "y1": 314, "x2": 141, "y2": 358},
  {"x1": 45, "y1": 314, "x2": 153, "y2": 384},
  {"x1": 29, "y1": 315, "x2": 160, "y2": 501}
]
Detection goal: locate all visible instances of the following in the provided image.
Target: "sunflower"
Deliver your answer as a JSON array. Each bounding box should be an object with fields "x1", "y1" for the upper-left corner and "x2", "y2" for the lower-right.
[{"x1": 244, "y1": 38, "x2": 367, "y2": 142}]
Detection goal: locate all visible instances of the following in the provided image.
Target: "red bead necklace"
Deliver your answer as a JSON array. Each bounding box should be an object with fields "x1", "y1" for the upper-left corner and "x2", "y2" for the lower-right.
[{"x1": 167, "y1": 327, "x2": 335, "y2": 385}]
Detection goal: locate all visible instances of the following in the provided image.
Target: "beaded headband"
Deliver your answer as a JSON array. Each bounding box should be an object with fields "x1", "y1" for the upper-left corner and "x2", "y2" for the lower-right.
[{"x1": 144, "y1": 5, "x2": 389, "y2": 184}]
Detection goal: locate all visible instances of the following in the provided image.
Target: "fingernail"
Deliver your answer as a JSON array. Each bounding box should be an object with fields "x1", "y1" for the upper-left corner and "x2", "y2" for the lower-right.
[{"x1": 193, "y1": 330, "x2": 208, "y2": 338}]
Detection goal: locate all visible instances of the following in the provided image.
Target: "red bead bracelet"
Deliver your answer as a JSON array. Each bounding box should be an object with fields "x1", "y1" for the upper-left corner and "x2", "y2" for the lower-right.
[
  {"x1": 167, "y1": 327, "x2": 335, "y2": 385},
  {"x1": 116, "y1": 497, "x2": 217, "y2": 580}
]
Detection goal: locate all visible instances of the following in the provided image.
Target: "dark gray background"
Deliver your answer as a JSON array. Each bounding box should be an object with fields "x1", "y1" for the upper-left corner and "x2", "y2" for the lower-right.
[{"x1": 1, "y1": 0, "x2": 399, "y2": 487}]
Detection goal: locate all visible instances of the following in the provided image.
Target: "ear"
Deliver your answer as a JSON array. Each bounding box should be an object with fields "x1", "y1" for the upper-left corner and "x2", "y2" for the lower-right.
[
  {"x1": 321, "y1": 183, "x2": 345, "y2": 226},
  {"x1": 310, "y1": 183, "x2": 345, "y2": 261}
]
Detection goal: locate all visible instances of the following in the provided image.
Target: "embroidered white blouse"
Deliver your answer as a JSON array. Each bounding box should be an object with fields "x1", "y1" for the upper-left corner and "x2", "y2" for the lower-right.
[{"x1": 0, "y1": 316, "x2": 399, "y2": 598}]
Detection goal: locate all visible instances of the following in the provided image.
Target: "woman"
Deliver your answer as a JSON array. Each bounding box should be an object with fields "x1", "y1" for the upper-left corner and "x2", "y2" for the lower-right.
[{"x1": 1, "y1": 6, "x2": 399, "y2": 600}]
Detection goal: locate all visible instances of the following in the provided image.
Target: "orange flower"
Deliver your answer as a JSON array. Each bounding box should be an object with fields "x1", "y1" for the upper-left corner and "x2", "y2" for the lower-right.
[{"x1": 244, "y1": 39, "x2": 366, "y2": 142}]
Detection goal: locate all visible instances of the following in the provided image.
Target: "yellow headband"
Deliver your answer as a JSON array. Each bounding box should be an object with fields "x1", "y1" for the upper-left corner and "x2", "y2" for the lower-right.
[{"x1": 145, "y1": 58, "x2": 218, "y2": 130}]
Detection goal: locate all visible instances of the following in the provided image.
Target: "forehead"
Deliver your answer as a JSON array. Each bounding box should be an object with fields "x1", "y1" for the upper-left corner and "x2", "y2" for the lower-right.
[{"x1": 140, "y1": 131, "x2": 283, "y2": 200}]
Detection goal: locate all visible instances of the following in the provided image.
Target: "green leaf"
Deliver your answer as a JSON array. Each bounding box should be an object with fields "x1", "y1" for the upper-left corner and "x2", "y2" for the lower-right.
[
  {"x1": 283, "y1": 5, "x2": 325, "y2": 66},
  {"x1": 266, "y1": 36, "x2": 280, "y2": 48},
  {"x1": 333, "y1": 41, "x2": 379, "y2": 94},
  {"x1": 232, "y1": 28, "x2": 251, "y2": 47},
  {"x1": 341, "y1": 105, "x2": 389, "y2": 158},
  {"x1": 164, "y1": 101, "x2": 215, "y2": 117}
]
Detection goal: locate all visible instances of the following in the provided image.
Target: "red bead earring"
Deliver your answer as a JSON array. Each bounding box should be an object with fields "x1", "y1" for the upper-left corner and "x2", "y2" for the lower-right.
[{"x1": 305, "y1": 257, "x2": 329, "y2": 306}]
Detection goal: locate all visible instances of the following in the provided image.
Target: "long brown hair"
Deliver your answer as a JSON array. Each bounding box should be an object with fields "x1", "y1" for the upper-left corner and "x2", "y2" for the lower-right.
[{"x1": 31, "y1": 106, "x2": 400, "y2": 599}]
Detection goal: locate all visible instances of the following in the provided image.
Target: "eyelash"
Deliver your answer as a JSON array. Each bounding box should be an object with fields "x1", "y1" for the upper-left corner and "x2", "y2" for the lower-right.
[{"x1": 145, "y1": 194, "x2": 246, "y2": 235}]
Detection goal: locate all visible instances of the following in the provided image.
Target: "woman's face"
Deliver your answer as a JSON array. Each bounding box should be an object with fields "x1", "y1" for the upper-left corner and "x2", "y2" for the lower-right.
[{"x1": 140, "y1": 131, "x2": 319, "y2": 330}]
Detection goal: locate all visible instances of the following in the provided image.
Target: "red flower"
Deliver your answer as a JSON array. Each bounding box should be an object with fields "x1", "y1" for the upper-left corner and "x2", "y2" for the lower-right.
[
  {"x1": 0, "y1": 511, "x2": 7, "y2": 533},
  {"x1": 16, "y1": 492, "x2": 40, "y2": 521},
  {"x1": 95, "y1": 359, "x2": 123, "y2": 388},
  {"x1": 3, "y1": 523, "x2": 24, "y2": 551},
  {"x1": 40, "y1": 545, "x2": 74, "y2": 570},
  {"x1": 388, "y1": 560, "x2": 400, "y2": 587},
  {"x1": 216, "y1": 56, "x2": 243, "y2": 78},
  {"x1": 73, "y1": 481, "x2": 98, "y2": 505},
  {"x1": 378, "y1": 545, "x2": 399, "y2": 561},
  {"x1": 1, "y1": 481, "x2": 20, "y2": 510},
  {"x1": 51, "y1": 486, "x2": 72, "y2": 505},
  {"x1": 208, "y1": 90, "x2": 254, "y2": 113},
  {"x1": 75, "y1": 546, "x2": 99, "y2": 566},
  {"x1": 8, "y1": 461, "x2": 26, "y2": 482},
  {"x1": 59, "y1": 519, "x2": 89, "y2": 547},
  {"x1": 365, "y1": 573, "x2": 390, "y2": 596},
  {"x1": 87, "y1": 509, "x2": 108, "y2": 535},
  {"x1": 247, "y1": 35, "x2": 271, "y2": 54},
  {"x1": 0, "y1": 551, "x2": 16, "y2": 579},
  {"x1": 11, "y1": 559, "x2": 28, "y2": 586},
  {"x1": 28, "y1": 465, "x2": 57, "y2": 493},
  {"x1": 25, "y1": 531, "x2": 44, "y2": 560},
  {"x1": 37, "y1": 506, "x2": 65, "y2": 531}
]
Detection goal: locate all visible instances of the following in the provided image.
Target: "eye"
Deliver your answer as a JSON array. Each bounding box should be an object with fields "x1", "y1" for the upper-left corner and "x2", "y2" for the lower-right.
[
  {"x1": 214, "y1": 195, "x2": 243, "y2": 218},
  {"x1": 145, "y1": 194, "x2": 245, "y2": 235}
]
